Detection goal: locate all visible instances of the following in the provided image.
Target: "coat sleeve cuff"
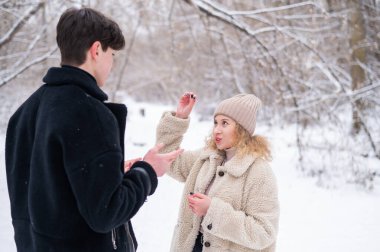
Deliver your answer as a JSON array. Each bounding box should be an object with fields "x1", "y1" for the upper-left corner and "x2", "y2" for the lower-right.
[
  {"x1": 158, "y1": 111, "x2": 190, "y2": 135},
  {"x1": 130, "y1": 161, "x2": 158, "y2": 195}
]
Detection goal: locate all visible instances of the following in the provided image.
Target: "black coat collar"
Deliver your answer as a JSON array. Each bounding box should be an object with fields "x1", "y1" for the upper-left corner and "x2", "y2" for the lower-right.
[{"x1": 42, "y1": 65, "x2": 108, "y2": 102}]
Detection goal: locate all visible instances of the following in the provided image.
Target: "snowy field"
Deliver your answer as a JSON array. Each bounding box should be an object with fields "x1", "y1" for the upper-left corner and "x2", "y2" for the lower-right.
[{"x1": 1, "y1": 99, "x2": 380, "y2": 252}]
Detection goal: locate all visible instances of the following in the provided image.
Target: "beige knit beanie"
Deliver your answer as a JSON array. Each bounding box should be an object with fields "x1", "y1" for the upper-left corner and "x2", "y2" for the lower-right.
[{"x1": 214, "y1": 94, "x2": 262, "y2": 135}]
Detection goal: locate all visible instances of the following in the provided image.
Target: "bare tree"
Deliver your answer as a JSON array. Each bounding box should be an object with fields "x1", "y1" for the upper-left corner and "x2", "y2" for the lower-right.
[
  {"x1": 348, "y1": 0, "x2": 367, "y2": 135},
  {"x1": 1, "y1": 0, "x2": 379, "y2": 187}
]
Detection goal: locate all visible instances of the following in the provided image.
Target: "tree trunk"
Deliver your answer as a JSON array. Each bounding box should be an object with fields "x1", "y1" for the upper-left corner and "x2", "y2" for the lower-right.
[{"x1": 348, "y1": 0, "x2": 367, "y2": 135}]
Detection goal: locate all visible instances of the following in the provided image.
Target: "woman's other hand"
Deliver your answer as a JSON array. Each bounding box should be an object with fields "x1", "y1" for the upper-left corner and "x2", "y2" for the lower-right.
[{"x1": 187, "y1": 193, "x2": 211, "y2": 217}]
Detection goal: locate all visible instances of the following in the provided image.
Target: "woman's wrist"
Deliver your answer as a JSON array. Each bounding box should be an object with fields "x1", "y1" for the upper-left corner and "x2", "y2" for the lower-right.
[{"x1": 175, "y1": 112, "x2": 188, "y2": 119}]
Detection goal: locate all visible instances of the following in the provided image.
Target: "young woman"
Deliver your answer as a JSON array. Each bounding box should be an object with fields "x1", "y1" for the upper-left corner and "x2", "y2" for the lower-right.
[{"x1": 156, "y1": 92, "x2": 279, "y2": 252}]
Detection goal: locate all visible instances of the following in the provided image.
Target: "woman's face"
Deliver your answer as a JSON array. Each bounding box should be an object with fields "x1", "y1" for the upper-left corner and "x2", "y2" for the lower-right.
[{"x1": 213, "y1": 115, "x2": 237, "y2": 150}]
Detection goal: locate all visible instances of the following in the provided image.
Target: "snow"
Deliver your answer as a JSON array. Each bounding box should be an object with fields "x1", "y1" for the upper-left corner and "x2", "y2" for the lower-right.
[{"x1": 1, "y1": 99, "x2": 380, "y2": 252}]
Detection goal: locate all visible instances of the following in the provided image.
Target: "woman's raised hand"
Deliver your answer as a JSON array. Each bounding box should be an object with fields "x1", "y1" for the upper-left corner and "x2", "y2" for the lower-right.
[{"x1": 176, "y1": 92, "x2": 197, "y2": 119}]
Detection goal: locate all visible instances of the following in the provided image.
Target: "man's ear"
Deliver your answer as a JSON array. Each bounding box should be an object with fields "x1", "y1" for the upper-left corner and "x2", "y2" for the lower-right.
[{"x1": 89, "y1": 41, "x2": 101, "y2": 60}]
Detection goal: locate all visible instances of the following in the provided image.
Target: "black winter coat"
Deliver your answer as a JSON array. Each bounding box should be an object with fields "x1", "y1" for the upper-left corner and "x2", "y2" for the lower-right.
[{"x1": 5, "y1": 65, "x2": 158, "y2": 252}]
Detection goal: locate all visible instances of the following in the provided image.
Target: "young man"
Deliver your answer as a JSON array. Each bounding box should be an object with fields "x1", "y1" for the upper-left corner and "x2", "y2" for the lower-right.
[{"x1": 5, "y1": 7, "x2": 182, "y2": 252}]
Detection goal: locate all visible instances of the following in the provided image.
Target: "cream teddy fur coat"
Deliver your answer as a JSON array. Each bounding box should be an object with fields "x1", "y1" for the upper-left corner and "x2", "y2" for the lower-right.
[{"x1": 157, "y1": 112, "x2": 279, "y2": 252}]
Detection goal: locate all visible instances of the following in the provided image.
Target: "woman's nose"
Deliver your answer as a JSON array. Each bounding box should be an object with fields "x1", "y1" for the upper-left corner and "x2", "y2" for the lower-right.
[{"x1": 214, "y1": 125, "x2": 221, "y2": 134}]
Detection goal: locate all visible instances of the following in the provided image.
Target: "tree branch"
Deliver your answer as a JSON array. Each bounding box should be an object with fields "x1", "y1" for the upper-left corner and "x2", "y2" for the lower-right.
[
  {"x1": 0, "y1": 46, "x2": 58, "y2": 88},
  {"x1": 0, "y1": 2, "x2": 44, "y2": 49}
]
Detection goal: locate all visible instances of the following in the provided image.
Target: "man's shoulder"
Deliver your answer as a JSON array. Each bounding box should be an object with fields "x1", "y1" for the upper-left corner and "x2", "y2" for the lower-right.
[
  {"x1": 8, "y1": 85, "x2": 46, "y2": 122},
  {"x1": 42, "y1": 84, "x2": 108, "y2": 114}
]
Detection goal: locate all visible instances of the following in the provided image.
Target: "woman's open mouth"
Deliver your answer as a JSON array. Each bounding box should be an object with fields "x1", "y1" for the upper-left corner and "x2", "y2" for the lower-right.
[{"x1": 215, "y1": 137, "x2": 222, "y2": 144}]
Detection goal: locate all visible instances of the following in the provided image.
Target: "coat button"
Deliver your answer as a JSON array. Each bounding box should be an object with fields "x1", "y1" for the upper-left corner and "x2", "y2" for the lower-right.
[
  {"x1": 204, "y1": 241, "x2": 211, "y2": 247},
  {"x1": 207, "y1": 224, "x2": 212, "y2": 230},
  {"x1": 218, "y1": 171, "x2": 224, "y2": 177}
]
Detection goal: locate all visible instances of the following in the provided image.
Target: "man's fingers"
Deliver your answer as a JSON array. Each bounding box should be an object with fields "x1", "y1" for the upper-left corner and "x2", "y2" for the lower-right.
[
  {"x1": 130, "y1": 157, "x2": 142, "y2": 163},
  {"x1": 152, "y1": 143, "x2": 165, "y2": 153},
  {"x1": 170, "y1": 148, "x2": 184, "y2": 158},
  {"x1": 160, "y1": 148, "x2": 183, "y2": 162}
]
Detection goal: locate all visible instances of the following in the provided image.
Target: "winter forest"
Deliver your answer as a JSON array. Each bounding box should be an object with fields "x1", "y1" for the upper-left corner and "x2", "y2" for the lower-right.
[
  {"x1": 1, "y1": 0, "x2": 379, "y2": 187},
  {"x1": 0, "y1": 0, "x2": 380, "y2": 251}
]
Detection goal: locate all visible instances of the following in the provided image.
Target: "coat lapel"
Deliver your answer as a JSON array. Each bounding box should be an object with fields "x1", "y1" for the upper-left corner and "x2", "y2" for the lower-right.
[
  {"x1": 225, "y1": 154, "x2": 258, "y2": 177},
  {"x1": 195, "y1": 149, "x2": 223, "y2": 193}
]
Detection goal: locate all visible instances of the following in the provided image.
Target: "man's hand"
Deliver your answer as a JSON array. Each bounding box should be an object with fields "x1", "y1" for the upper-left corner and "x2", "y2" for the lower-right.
[{"x1": 143, "y1": 143, "x2": 183, "y2": 177}]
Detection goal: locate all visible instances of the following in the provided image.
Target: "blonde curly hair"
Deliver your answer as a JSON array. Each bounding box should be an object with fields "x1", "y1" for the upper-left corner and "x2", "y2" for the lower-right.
[{"x1": 205, "y1": 123, "x2": 272, "y2": 161}]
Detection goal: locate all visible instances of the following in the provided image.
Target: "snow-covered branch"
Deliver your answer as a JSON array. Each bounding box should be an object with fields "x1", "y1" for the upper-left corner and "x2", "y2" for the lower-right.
[
  {"x1": 0, "y1": 2, "x2": 43, "y2": 49},
  {"x1": 198, "y1": 0, "x2": 321, "y2": 16},
  {"x1": 287, "y1": 82, "x2": 380, "y2": 113},
  {"x1": 0, "y1": 46, "x2": 58, "y2": 88}
]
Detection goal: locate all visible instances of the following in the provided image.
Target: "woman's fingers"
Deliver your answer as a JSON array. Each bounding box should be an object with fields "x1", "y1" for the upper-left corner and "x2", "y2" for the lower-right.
[{"x1": 192, "y1": 193, "x2": 206, "y2": 199}]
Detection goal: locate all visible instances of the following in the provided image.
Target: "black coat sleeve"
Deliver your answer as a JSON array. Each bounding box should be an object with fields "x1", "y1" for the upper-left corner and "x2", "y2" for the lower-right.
[{"x1": 66, "y1": 151, "x2": 157, "y2": 233}]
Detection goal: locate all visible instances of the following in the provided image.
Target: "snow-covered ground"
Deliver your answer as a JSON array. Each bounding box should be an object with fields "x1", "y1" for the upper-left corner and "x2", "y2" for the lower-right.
[{"x1": 1, "y1": 99, "x2": 380, "y2": 251}]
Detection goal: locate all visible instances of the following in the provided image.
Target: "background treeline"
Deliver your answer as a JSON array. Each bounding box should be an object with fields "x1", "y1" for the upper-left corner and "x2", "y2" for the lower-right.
[{"x1": 1, "y1": 0, "x2": 379, "y2": 188}]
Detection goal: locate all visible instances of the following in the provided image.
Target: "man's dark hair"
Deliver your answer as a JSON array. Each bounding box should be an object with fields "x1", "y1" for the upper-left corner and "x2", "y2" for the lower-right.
[{"x1": 56, "y1": 7, "x2": 125, "y2": 65}]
